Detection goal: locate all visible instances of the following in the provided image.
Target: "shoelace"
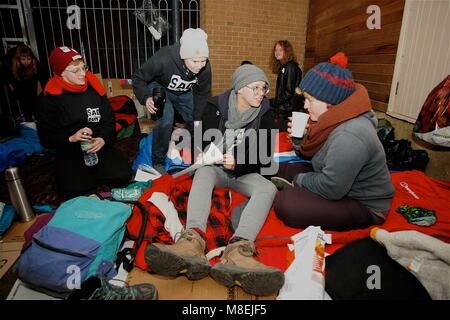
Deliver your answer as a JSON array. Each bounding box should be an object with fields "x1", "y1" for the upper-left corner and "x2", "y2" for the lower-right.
[
  {"x1": 238, "y1": 241, "x2": 258, "y2": 257},
  {"x1": 172, "y1": 228, "x2": 186, "y2": 243},
  {"x1": 95, "y1": 278, "x2": 139, "y2": 300},
  {"x1": 177, "y1": 229, "x2": 198, "y2": 242}
]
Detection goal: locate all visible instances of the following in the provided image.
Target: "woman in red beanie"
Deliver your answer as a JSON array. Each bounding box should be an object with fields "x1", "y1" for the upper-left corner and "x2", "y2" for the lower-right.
[
  {"x1": 35, "y1": 46, "x2": 131, "y2": 198},
  {"x1": 272, "y1": 52, "x2": 394, "y2": 231}
]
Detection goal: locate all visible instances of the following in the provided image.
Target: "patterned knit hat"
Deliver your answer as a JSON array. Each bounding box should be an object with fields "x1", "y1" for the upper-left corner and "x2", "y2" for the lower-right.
[
  {"x1": 299, "y1": 52, "x2": 355, "y2": 105},
  {"x1": 49, "y1": 46, "x2": 83, "y2": 76}
]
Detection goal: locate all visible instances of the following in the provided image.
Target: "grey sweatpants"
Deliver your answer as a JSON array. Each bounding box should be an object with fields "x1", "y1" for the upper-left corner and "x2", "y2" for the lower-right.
[{"x1": 186, "y1": 165, "x2": 277, "y2": 241}]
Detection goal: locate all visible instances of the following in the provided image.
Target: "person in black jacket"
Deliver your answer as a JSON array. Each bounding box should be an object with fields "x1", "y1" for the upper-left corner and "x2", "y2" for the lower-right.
[
  {"x1": 132, "y1": 28, "x2": 212, "y2": 174},
  {"x1": 144, "y1": 64, "x2": 284, "y2": 297},
  {"x1": 4, "y1": 43, "x2": 48, "y2": 122},
  {"x1": 35, "y1": 46, "x2": 131, "y2": 198},
  {"x1": 270, "y1": 40, "x2": 304, "y2": 130}
]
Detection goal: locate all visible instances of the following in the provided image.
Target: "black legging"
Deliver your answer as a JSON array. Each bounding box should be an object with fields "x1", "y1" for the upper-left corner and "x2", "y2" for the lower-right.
[
  {"x1": 55, "y1": 145, "x2": 132, "y2": 197},
  {"x1": 274, "y1": 163, "x2": 379, "y2": 231}
]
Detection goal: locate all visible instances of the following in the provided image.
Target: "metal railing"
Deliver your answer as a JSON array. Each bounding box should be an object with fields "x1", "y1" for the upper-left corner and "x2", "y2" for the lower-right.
[
  {"x1": 0, "y1": 1, "x2": 28, "y2": 52},
  {"x1": 0, "y1": 0, "x2": 199, "y2": 118},
  {"x1": 30, "y1": 0, "x2": 200, "y2": 79}
]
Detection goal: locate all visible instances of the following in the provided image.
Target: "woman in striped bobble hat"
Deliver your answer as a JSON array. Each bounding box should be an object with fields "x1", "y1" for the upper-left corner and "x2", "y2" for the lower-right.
[{"x1": 272, "y1": 52, "x2": 395, "y2": 231}]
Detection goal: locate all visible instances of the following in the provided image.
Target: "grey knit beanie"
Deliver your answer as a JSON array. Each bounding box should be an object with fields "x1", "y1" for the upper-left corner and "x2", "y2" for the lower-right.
[{"x1": 231, "y1": 64, "x2": 270, "y2": 91}]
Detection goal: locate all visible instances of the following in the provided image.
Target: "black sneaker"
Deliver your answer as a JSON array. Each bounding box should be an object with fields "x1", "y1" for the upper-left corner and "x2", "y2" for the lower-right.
[
  {"x1": 270, "y1": 176, "x2": 294, "y2": 191},
  {"x1": 66, "y1": 276, "x2": 158, "y2": 300}
]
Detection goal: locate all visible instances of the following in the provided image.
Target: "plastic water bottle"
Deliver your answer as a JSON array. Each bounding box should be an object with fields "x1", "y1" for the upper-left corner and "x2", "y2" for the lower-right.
[{"x1": 80, "y1": 140, "x2": 99, "y2": 166}]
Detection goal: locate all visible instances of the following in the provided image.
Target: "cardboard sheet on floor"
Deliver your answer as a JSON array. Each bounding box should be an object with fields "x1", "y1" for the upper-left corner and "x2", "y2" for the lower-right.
[
  {"x1": 0, "y1": 248, "x2": 21, "y2": 279},
  {"x1": 127, "y1": 268, "x2": 276, "y2": 300},
  {"x1": 1, "y1": 219, "x2": 36, "y2": 243},
  {"x1": 1, "y1": 219, "x2": 36, "y2": 279}
]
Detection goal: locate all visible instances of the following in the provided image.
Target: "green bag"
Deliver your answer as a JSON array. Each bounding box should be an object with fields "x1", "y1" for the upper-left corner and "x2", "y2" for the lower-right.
[{"x1": 396, "y1": 205, "x2": 436, "y2": 226}]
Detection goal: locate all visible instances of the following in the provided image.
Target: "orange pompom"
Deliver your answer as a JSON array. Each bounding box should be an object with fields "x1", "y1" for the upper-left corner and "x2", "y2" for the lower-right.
[{"x1": 329, "y1": 52, "x2": 348, "y2": 68}]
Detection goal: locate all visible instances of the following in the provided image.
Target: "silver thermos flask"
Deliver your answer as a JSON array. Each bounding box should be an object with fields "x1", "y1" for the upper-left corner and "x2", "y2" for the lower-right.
[{"x1": 5, "y1": 167, "x2": 35, "y2": 222}]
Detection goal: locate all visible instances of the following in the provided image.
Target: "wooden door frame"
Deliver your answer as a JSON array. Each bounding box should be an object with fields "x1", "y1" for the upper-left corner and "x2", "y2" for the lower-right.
[{"x1": 386, "y1": 0, "x2": 414, "y2": 122}]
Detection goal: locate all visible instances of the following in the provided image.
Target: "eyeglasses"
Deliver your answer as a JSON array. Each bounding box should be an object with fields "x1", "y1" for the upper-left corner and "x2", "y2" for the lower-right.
[
  {"x1": 65, "y1": 65, "x2": 88, "y2": 74},
  {"x1": 246, "y1": 85, "x2": 270, "y2": 95}
]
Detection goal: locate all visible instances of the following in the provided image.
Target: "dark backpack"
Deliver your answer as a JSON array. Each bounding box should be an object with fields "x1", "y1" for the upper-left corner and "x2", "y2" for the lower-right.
[
  {"x1": 377, "y1": 118, "x2": 429, "y2": 172},
  {"x1": 384, "y1": 139, "x2": 429, "y2": 172}
]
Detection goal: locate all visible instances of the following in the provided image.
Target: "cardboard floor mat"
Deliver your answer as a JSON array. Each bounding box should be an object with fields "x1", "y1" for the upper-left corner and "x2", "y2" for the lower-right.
[{"x1": 127, "y1": 268, "x2": 276, "y2": 300}]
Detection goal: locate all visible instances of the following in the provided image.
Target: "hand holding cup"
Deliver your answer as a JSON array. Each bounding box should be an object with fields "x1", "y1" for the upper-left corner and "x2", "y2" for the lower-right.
[{"x1": 291, "y1": 112, "x2": 310, "y2": 138}]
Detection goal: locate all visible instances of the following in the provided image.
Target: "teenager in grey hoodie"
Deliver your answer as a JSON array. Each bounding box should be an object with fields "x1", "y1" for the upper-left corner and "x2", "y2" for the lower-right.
[
  {"x1": 132, "y1": 28, "x2": 212, "y2": 174},
  {"x1": 273, "y1": 52, "x2": 394, "y2": 231}
]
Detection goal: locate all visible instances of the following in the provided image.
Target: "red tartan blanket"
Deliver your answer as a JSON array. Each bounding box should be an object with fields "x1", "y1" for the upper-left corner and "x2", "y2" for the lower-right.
[
  {"x1": 127, "y1": 174, "x2": 247, "y2": 271},
  {"x1": 129, "y1": 170, "x2": 450, "y2": 272}
]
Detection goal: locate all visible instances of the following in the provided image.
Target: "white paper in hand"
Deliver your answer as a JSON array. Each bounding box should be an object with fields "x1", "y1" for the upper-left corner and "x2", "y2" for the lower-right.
[
  {"x1": 134, "y1": 164, "x2": 161, "y2": 181},
  {"x1": 200, "y1": 142, "x2": 224, "y2": 165},
  {"x1": 172, "y1": 143, "x2": 223, "y2": 178}
]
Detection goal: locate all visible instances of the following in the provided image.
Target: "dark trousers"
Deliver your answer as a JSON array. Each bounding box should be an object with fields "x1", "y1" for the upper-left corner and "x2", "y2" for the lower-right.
[
  {"x1": 274, "y1": 163, "x2": 377, "y2": 231},
  {"x1": 55, "y1": 146, "x2": 132, "y2": 197},
  {"x1": 148, "y1": 82, "x2": 194, "y2": 165}
]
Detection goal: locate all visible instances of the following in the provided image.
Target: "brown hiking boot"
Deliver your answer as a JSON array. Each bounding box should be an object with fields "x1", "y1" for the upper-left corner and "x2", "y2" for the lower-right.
[
  {"x1": 144, "y1": 229, "x2": 210, "y2": 280},
  {"x1": 210, "y1": 240, "x2": 285, "y2": 296}
]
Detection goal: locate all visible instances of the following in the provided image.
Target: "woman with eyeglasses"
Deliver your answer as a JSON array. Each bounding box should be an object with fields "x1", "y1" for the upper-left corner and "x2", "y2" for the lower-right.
[
  {"x1": 144, "y1": 64, "x2": 284, "y2": 297},
  {"x1": 35, "y1": 46, "x2": 132, "y2": 198},
  {"x1": 272, "y1": 52, "x2": 394, "y2": 231},
  {"x1": 269, "y1": 40, "x2": 304, "y2": 130}
]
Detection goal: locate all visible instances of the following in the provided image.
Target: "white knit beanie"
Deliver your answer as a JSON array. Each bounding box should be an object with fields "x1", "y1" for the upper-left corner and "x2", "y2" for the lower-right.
[{"x1": 179, "y1": 28, "x2": 209, "y2": 59}]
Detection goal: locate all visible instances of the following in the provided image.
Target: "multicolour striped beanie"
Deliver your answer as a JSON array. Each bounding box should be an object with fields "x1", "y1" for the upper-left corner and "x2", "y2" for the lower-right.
[{"x1": 299, "y1": 52, "x2": 355, "y2": 105}]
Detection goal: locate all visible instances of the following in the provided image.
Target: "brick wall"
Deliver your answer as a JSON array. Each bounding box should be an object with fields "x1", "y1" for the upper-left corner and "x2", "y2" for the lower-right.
[{"x1": 200, "y1": 0, "x2": 309, "y2": 97}]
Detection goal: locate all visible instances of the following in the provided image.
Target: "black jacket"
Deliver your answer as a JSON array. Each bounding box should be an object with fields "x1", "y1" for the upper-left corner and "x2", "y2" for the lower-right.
[
  {"x1": 273, "y1": 60, "x2": 303, "y2": 113},
  {"x1": 200, "y1": 91, "x2": 277, "y2": 177},
  {"x1": 132, "y1": 42, "x2": 212, "y2": 121},
  {"x1": 36, "y1": 84, "x2": 116, "y2": 153}
]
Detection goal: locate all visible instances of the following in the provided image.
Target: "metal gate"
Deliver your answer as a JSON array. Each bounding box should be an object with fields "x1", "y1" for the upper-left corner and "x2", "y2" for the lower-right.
[
  {"x1": 0, "y1": 0, "x2": 200, "y2": 116},
  {"x1": 30, "y1": 0, "x2": 200, "y2": 78}
]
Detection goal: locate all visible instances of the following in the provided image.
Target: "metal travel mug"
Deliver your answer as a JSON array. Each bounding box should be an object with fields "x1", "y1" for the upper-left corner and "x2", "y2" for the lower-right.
[
  {"x1": 152, "y1": 87, "x2": 166, "y2": 121},
  {"x1": 5, "y1": 167, "x2": 35, "y2": 222}
]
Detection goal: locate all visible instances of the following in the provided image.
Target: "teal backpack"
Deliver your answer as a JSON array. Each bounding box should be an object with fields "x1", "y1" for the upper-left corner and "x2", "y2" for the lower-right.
[{"x1": 17, "y1": 196, "x2": 132, "y2": 293}]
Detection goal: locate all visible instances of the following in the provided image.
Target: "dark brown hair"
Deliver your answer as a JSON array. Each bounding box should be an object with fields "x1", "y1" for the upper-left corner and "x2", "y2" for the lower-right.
[
  {"x1": 11, "y1": 43, "x2": 38, "y2": 81},
  {"x1": 270, "y1": 40, "x2": 297, "y2": 74}
]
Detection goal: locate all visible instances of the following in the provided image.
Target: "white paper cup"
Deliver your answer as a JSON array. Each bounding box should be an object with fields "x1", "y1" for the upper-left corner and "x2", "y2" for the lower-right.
[{"x1": 291, "y1": 112, "x2": 310, "y2": 138}]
